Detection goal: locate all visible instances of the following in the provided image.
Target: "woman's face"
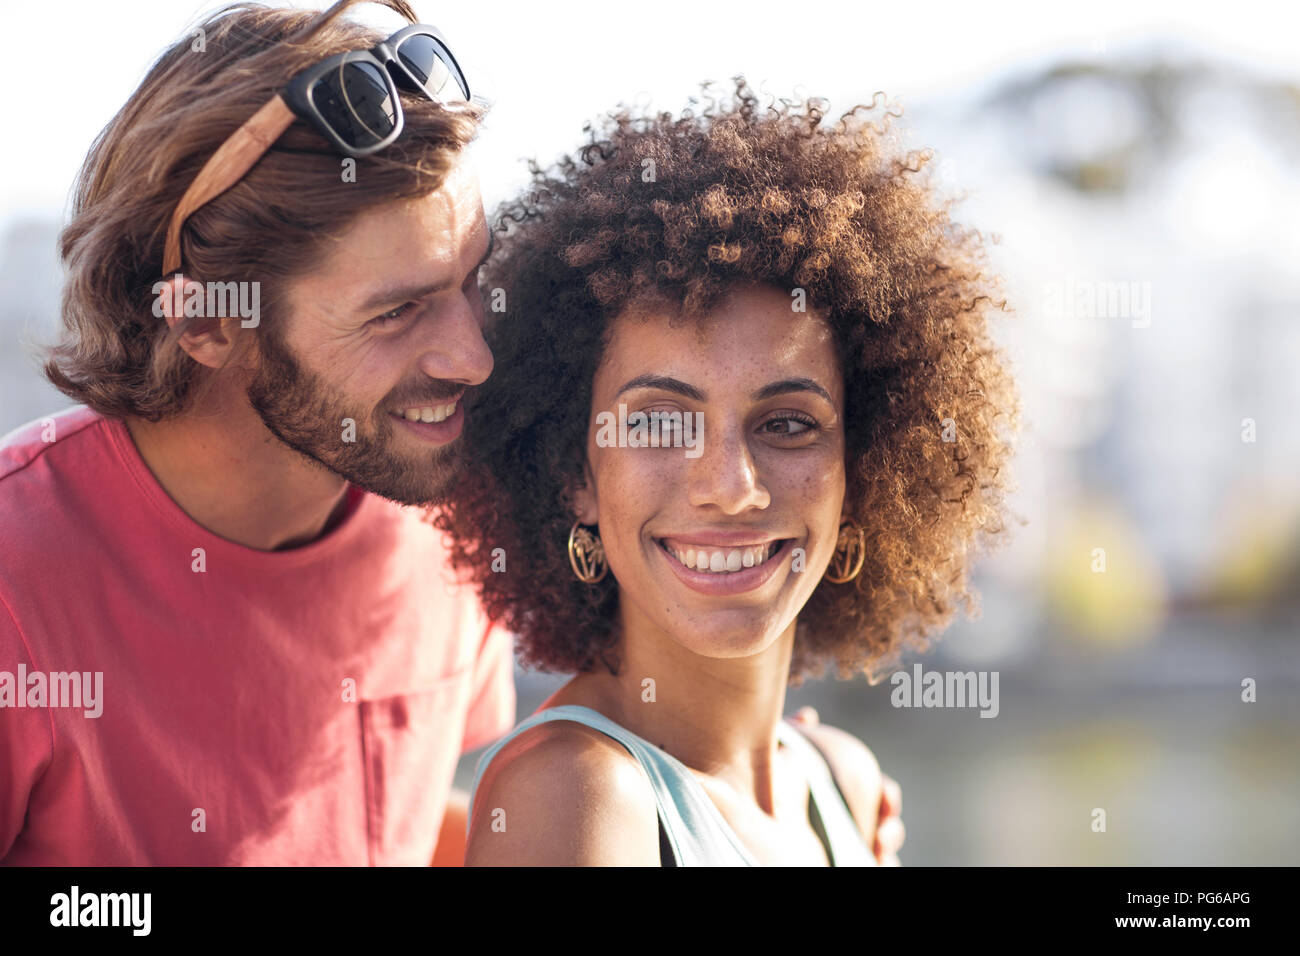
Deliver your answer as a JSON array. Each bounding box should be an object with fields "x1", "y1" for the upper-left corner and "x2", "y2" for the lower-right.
[{"x1": 576, "y1": 283, "x2": 846, "y2": 660}]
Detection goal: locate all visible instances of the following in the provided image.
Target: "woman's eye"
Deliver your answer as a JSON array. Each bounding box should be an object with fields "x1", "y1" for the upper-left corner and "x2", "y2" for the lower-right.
[
  {"x1": 762, "y1": 414, "x2": 817, "y2": 436},
  {"x1": 635, "y1": 409, "x2": 684, "y2": 442}
]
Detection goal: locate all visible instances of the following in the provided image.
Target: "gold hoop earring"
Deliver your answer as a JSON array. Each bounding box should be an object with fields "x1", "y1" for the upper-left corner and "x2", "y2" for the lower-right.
[
  {"x1": 825, "y1": 523, "x2": 866, "y2": 583},
  {"x1": 568, "y1": 521, "x2": 608, "y2": 584}
]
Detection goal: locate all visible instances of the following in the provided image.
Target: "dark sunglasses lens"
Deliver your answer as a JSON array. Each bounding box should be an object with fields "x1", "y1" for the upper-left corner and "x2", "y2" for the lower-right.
[
  {"x1": 396, "y1": 34, "x2": 468, "y2": 101},
  {"x1": 312, "y1": 61, "x2": 396, "y2": 149}
]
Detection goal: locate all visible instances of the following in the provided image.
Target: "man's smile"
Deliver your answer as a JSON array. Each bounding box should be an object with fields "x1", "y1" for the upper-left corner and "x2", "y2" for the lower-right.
[
  {"x1": 393, "y1": 396, "x2": 461, "y2": 423},
  {"x1": 388, "y1": 397, "x2": 465, "y2": 444}
]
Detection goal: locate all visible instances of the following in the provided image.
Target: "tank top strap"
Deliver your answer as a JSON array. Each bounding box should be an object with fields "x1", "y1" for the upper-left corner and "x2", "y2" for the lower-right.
[
  {"x1": 468, "y1": 705, "x2": 757, "y2": 866},
  {"x1": 775, "y1": 720, "x2": 877, "y2": 866}
]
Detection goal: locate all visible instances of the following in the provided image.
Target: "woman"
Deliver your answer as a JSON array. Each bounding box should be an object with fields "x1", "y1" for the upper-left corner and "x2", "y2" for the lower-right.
[{"x1": 435, "y1": 78, "x2": 1019, "y2": 865}]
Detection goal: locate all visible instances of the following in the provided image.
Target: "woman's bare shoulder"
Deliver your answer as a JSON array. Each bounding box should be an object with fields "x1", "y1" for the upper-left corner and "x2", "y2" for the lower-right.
[
  {"x1": 465, "y1": 718, "x2": 661, "y2": 866},
  {"x1": 792, "y1": 720, "x2": 884, "y2": 844}
]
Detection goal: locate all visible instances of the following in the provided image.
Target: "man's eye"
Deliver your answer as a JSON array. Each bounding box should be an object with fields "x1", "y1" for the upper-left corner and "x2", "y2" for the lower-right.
[{"x1": 371, "y1": 302, "x2": 415, "y2": 326}]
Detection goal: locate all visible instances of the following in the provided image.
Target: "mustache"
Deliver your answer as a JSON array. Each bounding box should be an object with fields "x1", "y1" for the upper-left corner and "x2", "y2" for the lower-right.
[{"x1": 386, "y1": 383, "x2": 467, "y2": 407}]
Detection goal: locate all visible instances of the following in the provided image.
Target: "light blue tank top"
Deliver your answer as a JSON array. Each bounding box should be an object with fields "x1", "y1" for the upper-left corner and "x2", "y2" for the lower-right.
[{"x1": 467, "y1": 704, "x2": 875, "y2": 866}]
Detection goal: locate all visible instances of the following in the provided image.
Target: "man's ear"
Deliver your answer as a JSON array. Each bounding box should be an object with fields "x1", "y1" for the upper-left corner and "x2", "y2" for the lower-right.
[
  {"x1": 568, "y1": 460, "x2": 599, "y2": 526},
  {"x1": 151, "y1": 274, "x2": 244, "y2": 370}
]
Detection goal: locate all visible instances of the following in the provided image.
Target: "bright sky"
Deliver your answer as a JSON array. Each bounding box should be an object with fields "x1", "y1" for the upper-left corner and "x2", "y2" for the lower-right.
[{"x1": 2, "y1": 0, "x2": 1295, "y2": 222}]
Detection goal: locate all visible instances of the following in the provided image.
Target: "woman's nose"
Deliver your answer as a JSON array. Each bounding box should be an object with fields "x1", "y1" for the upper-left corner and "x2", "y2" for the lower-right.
[{"x1": 686, "y1": 424, "x2": 771, "y2": 514}]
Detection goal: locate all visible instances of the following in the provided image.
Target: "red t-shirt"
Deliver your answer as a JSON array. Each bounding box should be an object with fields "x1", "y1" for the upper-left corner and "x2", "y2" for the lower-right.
[{"x1": 0, "y1": 406, "x2": 514, "y2": 865}]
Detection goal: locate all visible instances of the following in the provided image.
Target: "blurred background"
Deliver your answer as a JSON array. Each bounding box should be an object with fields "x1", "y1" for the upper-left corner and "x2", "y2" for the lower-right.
[{"x1": 2, "y1": 0, "x2": 1296, "y2": 864}]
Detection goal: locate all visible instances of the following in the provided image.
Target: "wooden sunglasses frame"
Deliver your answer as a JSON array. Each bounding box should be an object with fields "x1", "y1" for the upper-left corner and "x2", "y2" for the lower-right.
[{"x1": 161, "y1": 24, "x2": 470, "y2": 276}]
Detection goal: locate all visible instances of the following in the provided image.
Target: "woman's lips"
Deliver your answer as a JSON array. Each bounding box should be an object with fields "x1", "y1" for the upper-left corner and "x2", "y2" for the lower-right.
[
  {"x1": 659, "y1": 537, "x2": 781, "y2": 572},
  {"x1": 656, "y1": 536, "x2": 794, "y2": 595}
]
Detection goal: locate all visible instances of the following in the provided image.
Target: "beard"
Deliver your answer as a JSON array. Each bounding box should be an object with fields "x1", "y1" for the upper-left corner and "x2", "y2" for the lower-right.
[{"x1": 244, "y1": 328, "x2": 465, "y2": 507}]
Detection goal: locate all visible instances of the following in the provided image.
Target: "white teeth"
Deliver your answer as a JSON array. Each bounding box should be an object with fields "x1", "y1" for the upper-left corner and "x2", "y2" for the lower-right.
[
  {"x1": 400, "y1": 400, "x2": 458, "y2": 424},
  {"x1": 668, "y1": 542, "x2": 781, "y2": 573}
]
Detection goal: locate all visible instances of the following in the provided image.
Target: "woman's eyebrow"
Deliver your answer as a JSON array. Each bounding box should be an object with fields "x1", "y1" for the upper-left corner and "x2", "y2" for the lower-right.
[
  {"x1": 614, "y1": 374, "x2": 832, "y2": 403},
  {"x1": 616, "y1": 374, "x2": 705, "y2": 400},
  {"x1": 752, "y1": 378, "x2": 833, "y2": 402}
]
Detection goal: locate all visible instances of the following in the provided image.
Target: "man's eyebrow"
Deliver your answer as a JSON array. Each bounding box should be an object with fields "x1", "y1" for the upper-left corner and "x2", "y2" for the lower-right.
[
  {"x1": 356, "y1": 231, "x2": 495, "y2": 314},
  {"x1": 614, "y1": 374, "x2": 833, "y2": 404}
]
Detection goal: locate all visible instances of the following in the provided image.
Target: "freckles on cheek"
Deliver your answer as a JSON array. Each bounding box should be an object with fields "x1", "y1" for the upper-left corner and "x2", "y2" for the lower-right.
[
  {"x1": 603, "y1": 452, "x2": 683, "y2": 494},
  {"x1": 813, "y1": 465, "x2": 845, "y2": 495},
  {"x1": 593, "y1": 458, "x2": 638, "y2": 511},
  {"x1": 779, "y1": 453, "x2": 843, "y2": 492},
  {"x1": 593, "y1": 453, "x2": 676, "y2": 531},
  {"x1": 792, "y1": 461, "x2": 846, "y2": 520}
]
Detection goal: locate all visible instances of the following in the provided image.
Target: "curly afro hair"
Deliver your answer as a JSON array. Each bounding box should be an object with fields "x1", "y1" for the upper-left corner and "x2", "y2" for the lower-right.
[{"x1": 433, "y1": 76, "x2": 1020, "y2": 685}]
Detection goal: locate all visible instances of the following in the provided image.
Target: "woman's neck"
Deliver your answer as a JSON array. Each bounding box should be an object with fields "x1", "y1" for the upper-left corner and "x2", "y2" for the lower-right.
[{"x1": 544, "y1": 607, "x2": 798, "y2": 814}]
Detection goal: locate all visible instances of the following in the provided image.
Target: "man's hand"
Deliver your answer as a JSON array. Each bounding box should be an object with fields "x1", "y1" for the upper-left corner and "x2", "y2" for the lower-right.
[{"x1": 790, "y1": 705, "x2": 904, "y2": 865}]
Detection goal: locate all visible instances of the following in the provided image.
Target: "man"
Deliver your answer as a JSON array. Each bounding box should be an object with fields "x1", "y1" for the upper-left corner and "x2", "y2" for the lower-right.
[{"x1": 0, "y1": 0, "x2": 902, "y2": 865}]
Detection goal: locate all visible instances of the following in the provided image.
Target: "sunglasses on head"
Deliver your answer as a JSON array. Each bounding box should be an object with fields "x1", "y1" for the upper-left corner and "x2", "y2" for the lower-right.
[{"x1": 162, "y1": 22, "x2": 474, "y2": 275}]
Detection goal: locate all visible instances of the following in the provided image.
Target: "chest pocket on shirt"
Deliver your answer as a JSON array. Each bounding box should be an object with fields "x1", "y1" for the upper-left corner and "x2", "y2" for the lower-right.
[{"x1": 359, "y1": 666, "x2": 474, "y2": 865}]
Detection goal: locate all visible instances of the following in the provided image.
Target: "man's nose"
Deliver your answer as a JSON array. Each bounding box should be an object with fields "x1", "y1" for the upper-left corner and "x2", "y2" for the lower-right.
[{"x1": 415, "y1": 294, "x2": 494, "y2": 386}]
